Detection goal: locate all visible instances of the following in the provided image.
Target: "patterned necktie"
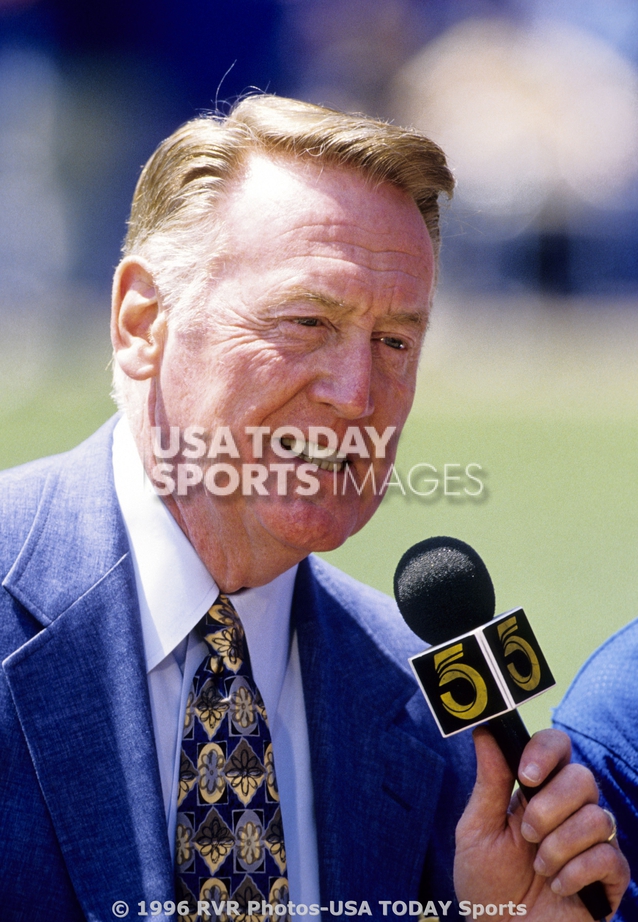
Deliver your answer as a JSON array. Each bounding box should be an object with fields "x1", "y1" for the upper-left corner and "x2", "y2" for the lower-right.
[{"x1": 175, "y1": 594, "x2": 289, "y2": 920}]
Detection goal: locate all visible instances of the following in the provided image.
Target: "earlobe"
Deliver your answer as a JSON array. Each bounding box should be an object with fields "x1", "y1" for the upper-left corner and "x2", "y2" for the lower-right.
[{"x1": 111, "y1": 257, "x2": 166, "y2": 380}]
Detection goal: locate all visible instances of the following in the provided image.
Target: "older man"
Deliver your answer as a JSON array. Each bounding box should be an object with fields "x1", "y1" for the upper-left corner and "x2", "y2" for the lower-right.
[{"x1": 0, "y1": 96, "x2": 628, "y2": 921}]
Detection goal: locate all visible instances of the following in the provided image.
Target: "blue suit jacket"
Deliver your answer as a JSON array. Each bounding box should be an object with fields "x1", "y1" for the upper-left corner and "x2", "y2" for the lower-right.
[
  {"x1": 553, "y1": 621, "x2": 638, "y2": 922},
  {"x1": 0, "y1": 419, "x2": 475, "y2": 921}
]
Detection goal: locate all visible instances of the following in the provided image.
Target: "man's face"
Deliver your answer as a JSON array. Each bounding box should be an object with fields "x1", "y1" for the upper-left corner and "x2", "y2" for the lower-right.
[{"x1": 151, "y1": 153, "x2": 435, "y2": 587}]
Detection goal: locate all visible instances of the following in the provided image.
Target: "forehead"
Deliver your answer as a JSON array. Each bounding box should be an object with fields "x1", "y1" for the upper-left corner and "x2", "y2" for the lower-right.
[{"x1": 216, "y1": 152, "x2": 435, "y2": 303}]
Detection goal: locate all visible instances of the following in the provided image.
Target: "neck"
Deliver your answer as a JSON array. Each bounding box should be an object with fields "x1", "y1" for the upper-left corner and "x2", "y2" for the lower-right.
[{"x1": 127, "y1": 408, "x2": 307, "y2": 592}]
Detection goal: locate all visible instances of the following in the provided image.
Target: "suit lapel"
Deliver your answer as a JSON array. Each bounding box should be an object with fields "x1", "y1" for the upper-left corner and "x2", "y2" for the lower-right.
[
  {"x1": 2, "y1": 421, "x2": 173, "y2": 918},
  {"x1": 293, "y1": 557, "x2": 446, "y2": 905}
]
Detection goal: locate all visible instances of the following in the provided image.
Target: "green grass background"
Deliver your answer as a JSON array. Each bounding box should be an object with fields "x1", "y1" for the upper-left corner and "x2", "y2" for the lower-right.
[{"x1": 1, "y1": 296, "x2": 636, "y2": 733}]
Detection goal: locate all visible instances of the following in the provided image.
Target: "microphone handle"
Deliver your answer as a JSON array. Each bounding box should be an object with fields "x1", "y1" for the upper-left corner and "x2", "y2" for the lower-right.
[{"x1": 487, "y1": 710, "x2": 612, "y2": 922}]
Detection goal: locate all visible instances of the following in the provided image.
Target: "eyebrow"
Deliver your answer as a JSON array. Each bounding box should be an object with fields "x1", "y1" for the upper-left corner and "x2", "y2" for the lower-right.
[
  {"x1": 277, "y1": 287, "x2": 347, "y2": 312},
  {"x1": 276, "y1": 287, "x2": 429, "y2": 328}
]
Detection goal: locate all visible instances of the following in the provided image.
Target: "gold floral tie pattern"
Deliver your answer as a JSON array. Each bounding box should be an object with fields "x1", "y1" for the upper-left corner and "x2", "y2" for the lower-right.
[{"x1": 175, "y1": 595, "x2": 289, "y2": 920}]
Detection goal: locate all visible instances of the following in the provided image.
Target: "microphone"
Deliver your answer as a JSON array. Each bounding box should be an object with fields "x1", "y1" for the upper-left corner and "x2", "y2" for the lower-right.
[{"x1": 394, "y1": 536, "x2": 611, "y2": 922}]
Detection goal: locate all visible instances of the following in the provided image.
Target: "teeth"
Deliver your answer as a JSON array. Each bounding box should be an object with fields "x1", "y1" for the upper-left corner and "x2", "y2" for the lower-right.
[{"x1": 279, "y1": 437, "x2": 347, "y2": 472}]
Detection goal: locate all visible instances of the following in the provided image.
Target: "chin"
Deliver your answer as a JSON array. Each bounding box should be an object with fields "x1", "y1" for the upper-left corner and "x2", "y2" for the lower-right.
[{"x1": 260, "y1": 501, "x2": 364, "y2": 556}]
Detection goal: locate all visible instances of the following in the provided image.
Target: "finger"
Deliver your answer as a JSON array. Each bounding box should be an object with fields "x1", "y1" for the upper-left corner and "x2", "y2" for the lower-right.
[
  {"x1": 549, "y1": 842, "x2": 630, "y2": 912},
  {"x1": 517, "y1": 728, "x2": 572, "y2": 790},
  {"x1": 458, "y1": 727, "x2": 516, "y2": 841},
  {"x1": 532, "y1": 803, "x2": 619, "y2": 878},
  {"x1": 519, "y1": 761, "x2": 599, "y2": 844}
]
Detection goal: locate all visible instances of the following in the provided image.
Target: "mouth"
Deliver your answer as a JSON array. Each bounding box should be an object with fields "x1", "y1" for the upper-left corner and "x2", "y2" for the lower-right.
[{"x1": 278, "y1": 436, "x2": 348, "y2": 473}]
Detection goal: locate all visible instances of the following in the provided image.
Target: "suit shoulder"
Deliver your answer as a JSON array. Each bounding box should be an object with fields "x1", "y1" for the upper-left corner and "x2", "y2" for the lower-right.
[
  {"x1": 0, "y1": 455, "x2": 61, "y2": 555},
  {"x1": 554, "y1": 618, "x2": 638, "y2": 766},
  {"x1": 0, "y1": 417, "x2": 118, "y2": 568},
  {"x1": 554, "y1": 622, "x2": 638, "y2": 921},
  {"x1": 0, "y1": 449, "x2": 63, "y2": 487},
  {"x1": 304, "y1": 555, "x2": 426, "y2": 660}
]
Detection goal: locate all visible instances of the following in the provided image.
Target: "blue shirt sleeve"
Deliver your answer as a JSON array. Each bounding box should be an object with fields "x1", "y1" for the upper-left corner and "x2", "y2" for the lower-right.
[{"x1": 553, "y1": 618, "x2": 638, "y2": 922}]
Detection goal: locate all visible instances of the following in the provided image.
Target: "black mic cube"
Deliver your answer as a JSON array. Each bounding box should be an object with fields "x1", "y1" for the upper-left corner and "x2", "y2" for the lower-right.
[{"x1": 410, "y1": 608, "x2": 555, "y2": 737}]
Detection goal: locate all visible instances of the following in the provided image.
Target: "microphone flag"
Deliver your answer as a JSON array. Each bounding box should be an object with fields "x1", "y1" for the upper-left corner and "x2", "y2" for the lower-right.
[{"x1": 410, "y1": 607, "x2": 555, "y2": 737}]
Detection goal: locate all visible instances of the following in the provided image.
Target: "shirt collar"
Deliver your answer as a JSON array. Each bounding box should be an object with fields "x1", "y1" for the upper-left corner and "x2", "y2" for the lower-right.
[
  {"x1": 112, "y1": 416, "x2": 219, "y2": 672},
  {"x1": 231, "y1": 568, "x2": 298, "y2": 716},
  {"x1": 111, "y1": 416, "x2": 299, "y2": 683}
]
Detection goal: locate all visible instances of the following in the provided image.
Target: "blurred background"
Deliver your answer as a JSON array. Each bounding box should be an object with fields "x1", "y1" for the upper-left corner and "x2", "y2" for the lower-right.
[{"x1": 0, "y1": 0, "x2": 636, "y2": 731}]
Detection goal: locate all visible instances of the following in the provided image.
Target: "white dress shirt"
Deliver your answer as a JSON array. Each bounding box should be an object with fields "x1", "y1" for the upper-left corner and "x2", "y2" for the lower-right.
[{"x1": 111, "y1": 417, "x2": 320, "y2": 903}]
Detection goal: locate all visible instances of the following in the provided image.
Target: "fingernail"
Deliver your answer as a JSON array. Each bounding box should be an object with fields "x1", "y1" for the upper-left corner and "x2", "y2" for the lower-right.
[
  {"x1": 521, "y1": 821, "x2": 539, "y2": 843},
  {"x1": 534, "y1": 854, "x2": 547, "y2": 875},
  {"x1": 520, "y1": 762, "x2": 542, "y2": 784},
  {"x1": 551, "y1": 878, "x2": 563, "y2": 894}
]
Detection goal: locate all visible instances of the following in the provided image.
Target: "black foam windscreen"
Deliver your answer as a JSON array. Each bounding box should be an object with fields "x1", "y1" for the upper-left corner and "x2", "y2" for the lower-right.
[{"x1": 393, "y1": 536, "x2": 496, "y2": 645}]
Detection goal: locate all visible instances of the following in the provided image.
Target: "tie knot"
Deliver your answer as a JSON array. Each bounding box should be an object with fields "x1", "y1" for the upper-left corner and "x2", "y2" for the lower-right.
[
  {"x1": 206, "y1": 593, "x2": 242, "y2": 631},
  {"x1": 201, "y1": 593, "x2": 246, "y2": 673}
]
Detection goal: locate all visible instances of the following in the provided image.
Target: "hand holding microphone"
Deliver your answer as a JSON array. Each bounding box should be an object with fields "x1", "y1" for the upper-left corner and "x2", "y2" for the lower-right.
[{"x1": 394, "y1": 537, "x2": 629, "y2": 922}]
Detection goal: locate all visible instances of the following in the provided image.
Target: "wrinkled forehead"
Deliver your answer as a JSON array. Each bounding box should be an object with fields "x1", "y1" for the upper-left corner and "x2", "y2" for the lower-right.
[{"x1": 216, "y1": 151, "x2": 435, "y2": 273}]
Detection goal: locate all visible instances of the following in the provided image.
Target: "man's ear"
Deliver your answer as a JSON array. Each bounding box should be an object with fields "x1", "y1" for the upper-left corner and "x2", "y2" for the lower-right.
[{"x1": 111, "y1": 257, "x2": 167, "y2": 380}]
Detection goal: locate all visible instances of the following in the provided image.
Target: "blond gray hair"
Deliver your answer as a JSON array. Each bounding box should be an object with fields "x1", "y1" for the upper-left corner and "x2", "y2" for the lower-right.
[{"x1": 114, "y1": 94, "x2": 454, "y2": 404}]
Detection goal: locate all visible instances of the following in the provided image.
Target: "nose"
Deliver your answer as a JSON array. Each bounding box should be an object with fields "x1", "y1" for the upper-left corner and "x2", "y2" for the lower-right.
[{"x1": 308, "y1": 336, "x2": 375, "y2": 419}]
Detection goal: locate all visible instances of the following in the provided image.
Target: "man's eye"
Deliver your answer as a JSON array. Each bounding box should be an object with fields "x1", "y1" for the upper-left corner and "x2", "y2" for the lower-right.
[
  {"x1": 379, "y1": 336, "x2": 406, "y2": 350},
  {"x1": 294, "y1": 317, "x2": 321, "y2": 327}
]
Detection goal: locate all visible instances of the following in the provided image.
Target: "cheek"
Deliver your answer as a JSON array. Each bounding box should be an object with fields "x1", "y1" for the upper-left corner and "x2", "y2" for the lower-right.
[
  {"x1": 374, "y1": 388, "x2": 413, "y2": 435},
  {"x1": 158, "y1": 366, "x2": 216, "y2": 424},
  {"x1": 158, "y1": 343, "x2": 258, "y2": 414},
  {"x1": 218, "y1": 341, "x2": 302, "y2": 390}
]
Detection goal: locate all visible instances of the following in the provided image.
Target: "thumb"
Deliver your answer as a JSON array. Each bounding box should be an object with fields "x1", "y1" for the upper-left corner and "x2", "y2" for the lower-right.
[{"x1": 460, "y1": 726, "x2": 517, "y2": 841}]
